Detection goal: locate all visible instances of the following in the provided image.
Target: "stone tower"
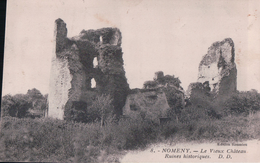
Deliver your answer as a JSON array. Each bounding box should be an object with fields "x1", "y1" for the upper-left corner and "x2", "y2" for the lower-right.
[
  {"x1": 187, "y1": 38, "x2": 237, "y2": 103},
  {"x1": 48, "y1": 18, "x2": 129, "y2": 119}
]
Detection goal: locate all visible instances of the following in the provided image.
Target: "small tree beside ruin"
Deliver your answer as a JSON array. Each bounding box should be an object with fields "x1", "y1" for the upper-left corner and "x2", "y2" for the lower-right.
[{"x1": 89, "y1": 94, "x2": 113, "y2": 127}]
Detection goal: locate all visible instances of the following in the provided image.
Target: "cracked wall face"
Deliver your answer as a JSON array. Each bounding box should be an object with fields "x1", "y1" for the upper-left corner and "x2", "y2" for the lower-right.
[
  {"x1": 198, "y1": 63, "x2": 221, "y2": 91},
  {"x1": 123, "y1": 72, "x2": 185, "y2": 120},
  {"x1": 187, "y1": 38, "x2": 237, "y2": 103},
  {"x1": 48, "y1": 18, "x2": 129, "y2": 119},
  {"x1": 123, "y1": 90, "x2": 170, "y2": 123},
  {"x1": 48, "y1": 56, "x2": 72, "y2": 119}
]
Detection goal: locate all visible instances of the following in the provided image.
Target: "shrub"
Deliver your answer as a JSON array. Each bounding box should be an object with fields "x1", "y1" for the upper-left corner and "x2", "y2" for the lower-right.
[
  {"x1": 64, "y1": 101, "x2": 89, "y2": 123},
  {"x1": 101, "y1": 117, "x2": 158, "y2": 150},
  {"x1": 159, "y1": 120, "x2": 178, "y2": 139},
  {"x1": 163, "y1": 86, "x2": 184, "y2": 118},
  {"x1": 64, "y1": 94, "x2": 114, "y2": 125},
  {"x1": 179, "y1": 104, "x2": 218, "y2": 124},
  {"x1": 89, "y1": 94, "x2": 113, "y2": 127},
  {"x1": 224, "y1": 90, "x2": 260, "y2": 116}
]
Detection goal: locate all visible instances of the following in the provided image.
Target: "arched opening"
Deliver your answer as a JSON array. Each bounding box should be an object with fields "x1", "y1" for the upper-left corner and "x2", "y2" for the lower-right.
[
  {"x1": 91, "y1": 78, "x2": 96, "y2": 88},
  {"x1": 93, "y1": 57, "x2": 98, "y2": 68}
]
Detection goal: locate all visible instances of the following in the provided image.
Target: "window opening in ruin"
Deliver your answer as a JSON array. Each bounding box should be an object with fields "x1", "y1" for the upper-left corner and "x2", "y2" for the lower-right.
[
  {"x1": 91, "y1": 78, "x2": 96, "y2": 88},
  {"x1": 212, "y1": 78, "x2": 214, "y2": 81},
  {"x1": 93, "y1": 57, "x2": 98, "y2": 67},
  {"x1": 208, "y1": 66, "x2": 210, "y2": 68}
]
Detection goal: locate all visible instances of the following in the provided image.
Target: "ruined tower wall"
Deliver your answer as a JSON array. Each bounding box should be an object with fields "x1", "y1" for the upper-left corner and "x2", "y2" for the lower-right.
[
  {"x1": 97, "y1": 44, "x2": 129, "y2": 116},
  {"x1": 48, "y1": 19, "x2": 129, "y2": 119},
  {"x1": 198, "y1": 38, "x2": 236, "y2": 93},
  {"x1": 198, "y1": 38, "x2": 237, "y2": 97},
  {"x1": 187, "y1": 38, "x2": 237, "y2": 104},
  {"x1": 48, "y1": 19, "x2": 72, "y2": 119},
  {"x1": 48, "y1": 57, "x2": 72, "y2": 119}
]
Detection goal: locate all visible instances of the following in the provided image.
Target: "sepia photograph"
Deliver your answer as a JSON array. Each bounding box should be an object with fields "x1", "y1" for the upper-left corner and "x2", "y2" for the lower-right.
[{"x1": 1, "y1": 0, "x2": 260, "y2": 162}]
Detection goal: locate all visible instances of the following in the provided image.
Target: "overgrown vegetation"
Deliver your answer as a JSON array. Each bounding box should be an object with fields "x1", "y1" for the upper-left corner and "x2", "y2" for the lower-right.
[
  {"x1": 1, "y1": 111, "x2": 260, "y2": 162},
  {"x1": 64, "y1": 94, "x2": 114, "y2": 126},
  {"x1": 1, "y1": 88, "x2": 48, "y2": 119},
  {"x1": 224, "y1": 89, "x2": 260, "y2": 116},
  {"x1": 1, "y1": 87, "x2": 260, "y2": 162},
  {"x1": 143, "y1": 72, "x2": 185, "y2": 121}
]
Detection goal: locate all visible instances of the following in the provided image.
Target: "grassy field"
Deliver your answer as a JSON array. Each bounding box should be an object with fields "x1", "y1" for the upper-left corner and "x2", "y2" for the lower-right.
[{"x1": 0, "y1": 111, "x2": 260, "y2": 162}]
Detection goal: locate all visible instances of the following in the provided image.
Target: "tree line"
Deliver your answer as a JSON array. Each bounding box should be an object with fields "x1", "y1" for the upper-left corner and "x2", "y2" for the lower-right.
[{"x1": 1, "y1": 88, "x2": 48, "y2": 118}]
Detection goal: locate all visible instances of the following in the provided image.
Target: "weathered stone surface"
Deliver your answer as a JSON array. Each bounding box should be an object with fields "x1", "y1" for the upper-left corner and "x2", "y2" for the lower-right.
[
  {"x1": 124, "y1": 71, "x2": 185, "y2": 121},
  {"x1": 123, "y1": 89, "x2": 170, "y2": 122},
  {"x1": 48, "y1": 18, "x2": 129, "y2": 119},
  {"x1": 187, "y1": 38, "x2": 237, "y2": 103}
]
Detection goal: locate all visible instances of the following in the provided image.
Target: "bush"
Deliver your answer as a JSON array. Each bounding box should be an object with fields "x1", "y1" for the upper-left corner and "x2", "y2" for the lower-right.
[
  {"x1": 163, "y1": 86, "x2": 184, "y2": 118},
  {"x1": 179, "y1": 103, "x2": 221, "y2": 124},
  {"x1": 64, "y1": 101, "x2": 89, "y2": 123},
  {"x1": 224, "y1": 90, "x2": 260, "y2": 116},
  {"x1": 109, "y1": 118, "x2": 158, "y2": 150},
  {"x1": 64, "y1": 94, "x2": 114, "y2": 125}
]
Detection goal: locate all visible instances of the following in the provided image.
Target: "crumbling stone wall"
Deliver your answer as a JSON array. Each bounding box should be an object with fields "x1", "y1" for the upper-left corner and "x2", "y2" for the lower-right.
[
  {"x1": 48, "y1": 18, "x2": 129, "y2": 119},
  {"x1": 187, "y1": 38, "x2": 237, "y2": 104},
  {"x1": 124, "y1": 71, "x2": 185, "y2": 120},
  {"x1": 123, "y1": 89, "x2": 170, "y2": 123}
]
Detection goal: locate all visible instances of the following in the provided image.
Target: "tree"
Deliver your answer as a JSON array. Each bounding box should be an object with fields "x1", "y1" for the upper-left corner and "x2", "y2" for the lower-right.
[
  {"x1": 26, "y1": 88, "x2": 44, "y2": 110},
  {"x1": 224, "y1": 90, "x2": 260, "y2": 116},
  {"x1": 27, "y1": 88, "x2": 43, "y2": 99},
  {"x1": 1, "y1": 94, "x2": 14, "y2": 117},
  {"x1": 1, "y1": 89, "x2": 48, "y2": 118},
  {"x1": 89, "y1": 94, "x2": 113, "y2": 127},
  {"x1": 164, "y1": 87, "x2": 184, "y2": 118},
  {"x1": 26, "y1": 88, "x2": 48, "y2": 118},
  {"x1": 162, "y1": 75, "x2": 182, "y2": 88},
  {"x1": 1, "y1": 94, "x2": 32, "y2": 118}
]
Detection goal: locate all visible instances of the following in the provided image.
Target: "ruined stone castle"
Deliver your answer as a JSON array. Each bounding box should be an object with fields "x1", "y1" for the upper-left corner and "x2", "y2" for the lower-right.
[{"x1": 48, "y1": 18, "x2": 237, "y2": 120}]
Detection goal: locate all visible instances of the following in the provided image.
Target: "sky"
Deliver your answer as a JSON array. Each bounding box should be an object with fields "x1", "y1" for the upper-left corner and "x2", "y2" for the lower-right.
[{"x1": 2, "y1": 0, "x2": 260, "y2": 96}]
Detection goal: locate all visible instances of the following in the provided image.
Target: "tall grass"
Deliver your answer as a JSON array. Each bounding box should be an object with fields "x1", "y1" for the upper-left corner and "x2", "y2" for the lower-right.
[{"x1": 1, "y1": 111, "x2": 260, "y2": 162}]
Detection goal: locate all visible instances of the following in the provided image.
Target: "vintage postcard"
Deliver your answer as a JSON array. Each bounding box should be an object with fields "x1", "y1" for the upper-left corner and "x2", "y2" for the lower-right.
[{"x1": 1, "y1": 0, "x2": 260, "y2": 162}]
